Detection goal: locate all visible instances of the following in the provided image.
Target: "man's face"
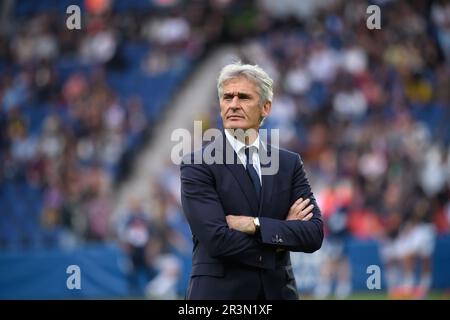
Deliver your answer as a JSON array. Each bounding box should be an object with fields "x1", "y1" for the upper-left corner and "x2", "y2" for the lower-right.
[{"x1": 220, "y1": 76, "x2": 271, "y2": 131}]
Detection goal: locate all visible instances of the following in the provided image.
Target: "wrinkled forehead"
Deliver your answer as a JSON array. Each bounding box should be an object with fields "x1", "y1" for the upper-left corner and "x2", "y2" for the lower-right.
[{"x1": 221, "y1": 76, "x2": 259, "y2": 95}]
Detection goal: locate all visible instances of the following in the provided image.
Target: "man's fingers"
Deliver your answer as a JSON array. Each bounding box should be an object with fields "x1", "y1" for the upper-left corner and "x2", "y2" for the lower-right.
[
  {"x1": 298, "y1": 198, "x2": 311, "y2": 210},
  {"x1": 290, "y1": 198, "x2": 303, "y2": 211},
  {"x1": 287, "y1": 198, "x2": 314, "y2": 221},
  {"x1": 287, "y1": 198, "x2": 302, "y2": 219},
  {"x1": 292, "y1": 199, "x2": 311, "y2": 216},
  {"x1": 302, "y1": 204, "x2": 314, "y2": 215},
  {"x1": 295, "y1": 203, "x2": 314, "y2": 220},
  {"x1": 302, "y1": 212, "x2": 313, "y2": 221},
  {"x1": 290, "y1": 198, "x2": 309, "y2": 213}
]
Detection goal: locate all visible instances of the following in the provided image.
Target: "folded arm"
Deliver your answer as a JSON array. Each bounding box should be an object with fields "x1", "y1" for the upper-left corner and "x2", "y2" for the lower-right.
[
  {"x1": 259, "y1": 154, "x2": 324, "y2": 253},
  {"x1": 181, "y1": 160, "x2": 276, "y2": 269},
  {"x1": 228, "y1": 154, "x2": 323, "y2": 253}
]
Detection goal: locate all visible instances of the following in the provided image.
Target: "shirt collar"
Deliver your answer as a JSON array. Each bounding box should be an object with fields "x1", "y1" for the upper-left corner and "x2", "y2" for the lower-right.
[{"x1": 224, "y1": 129, "x2": 260, "y2": 155}]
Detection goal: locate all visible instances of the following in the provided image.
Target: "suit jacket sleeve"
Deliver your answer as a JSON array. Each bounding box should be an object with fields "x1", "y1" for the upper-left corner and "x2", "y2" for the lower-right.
[
  {"x1": 258, "y1": 154, "x2": 324, "y2": 253},
  {"x1": 181, "y1": 159, "x2": 276, "y2": 269}
]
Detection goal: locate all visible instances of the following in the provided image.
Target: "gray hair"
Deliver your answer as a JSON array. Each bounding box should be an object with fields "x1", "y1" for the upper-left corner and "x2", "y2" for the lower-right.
[{"x1": 217, "y1": 62, "x2": 274, "y2": 105}]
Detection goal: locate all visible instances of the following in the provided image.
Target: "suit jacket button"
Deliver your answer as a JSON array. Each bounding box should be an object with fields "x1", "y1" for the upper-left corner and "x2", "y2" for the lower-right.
[{"x1": 258, "y1": 255, "x2": 263, "y2": 262}]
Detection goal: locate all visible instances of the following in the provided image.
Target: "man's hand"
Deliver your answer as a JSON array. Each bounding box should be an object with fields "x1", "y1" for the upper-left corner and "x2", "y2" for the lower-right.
[
  {"x1": 226, "y1": 197, "x2": 314, "y2": 234},
  {"x1": 286, "y1": 198, "x2": 314, "y2": 221},
  {"x1": 226, "y1": 215, "x2": 256, "y2": 235}
]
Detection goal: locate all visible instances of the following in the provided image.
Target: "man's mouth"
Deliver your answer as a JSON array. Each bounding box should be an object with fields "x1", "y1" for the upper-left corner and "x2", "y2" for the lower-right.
[{"x1": 227, "y1": 115, "x2": 244, "y2": 119}]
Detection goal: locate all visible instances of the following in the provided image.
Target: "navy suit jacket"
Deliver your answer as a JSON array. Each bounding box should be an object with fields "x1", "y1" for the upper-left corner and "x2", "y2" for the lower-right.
[{"x1": 180, "y1": 131, "x2": 323, "y2": 300}]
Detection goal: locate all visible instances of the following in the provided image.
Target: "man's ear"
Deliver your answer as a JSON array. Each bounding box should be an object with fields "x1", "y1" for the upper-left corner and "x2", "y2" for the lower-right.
[{"x1": 262, "y1": 101, "x2": 272, "y2": 118}]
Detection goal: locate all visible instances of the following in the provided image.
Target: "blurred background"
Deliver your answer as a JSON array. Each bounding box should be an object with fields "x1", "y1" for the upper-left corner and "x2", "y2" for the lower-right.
[{"x1": 0, "y1": 0, "x2": 449, "y2": 300}]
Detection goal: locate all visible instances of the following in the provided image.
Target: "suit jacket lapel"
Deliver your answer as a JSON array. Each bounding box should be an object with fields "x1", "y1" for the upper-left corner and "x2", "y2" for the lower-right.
[
  {"x1": 259, "y1": 143, "x2": 274, "y2": 216},
  {"x1": 216, "y1": 130, "x2": 260, "y2": 215}
]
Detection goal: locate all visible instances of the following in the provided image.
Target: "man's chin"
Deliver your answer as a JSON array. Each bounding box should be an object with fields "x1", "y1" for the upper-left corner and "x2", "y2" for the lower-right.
[
  {"x1": 225, "y1": 126, "x2": 250, "y2": 131},
  {"x1": 224, "y1": 122, "x2": 249, "y2": 130}
]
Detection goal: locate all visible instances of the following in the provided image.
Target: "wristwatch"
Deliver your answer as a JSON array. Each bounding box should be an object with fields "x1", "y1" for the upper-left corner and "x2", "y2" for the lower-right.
[{"x1": 253, "y1": 217, "x2": 260, "y2": 233}]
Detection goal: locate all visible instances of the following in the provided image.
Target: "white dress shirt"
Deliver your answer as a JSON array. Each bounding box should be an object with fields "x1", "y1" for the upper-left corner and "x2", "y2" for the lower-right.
[{"x1": 224, "y1": 129, "x2": 262, "y2": 185}]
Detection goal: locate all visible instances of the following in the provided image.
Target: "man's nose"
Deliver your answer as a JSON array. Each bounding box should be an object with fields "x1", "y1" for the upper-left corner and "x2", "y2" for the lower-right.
[{"x1": 230, "y1": 96, "x2": 241, "y2": 109}]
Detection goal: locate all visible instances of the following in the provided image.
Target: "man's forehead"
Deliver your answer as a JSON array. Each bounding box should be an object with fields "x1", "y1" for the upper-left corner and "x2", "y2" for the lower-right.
[
  {"x1": 222, "y1": 77, "x2": 257, "y2": 92},
  {"x1": 222, "y1": 90, "x2": 253, "y2": 95}
]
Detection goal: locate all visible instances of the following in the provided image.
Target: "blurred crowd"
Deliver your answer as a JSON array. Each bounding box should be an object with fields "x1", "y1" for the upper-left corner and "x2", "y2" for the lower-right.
[
  {"x1": 1, "y1": 0, "x2": 449, "y2": 299},
  {"x1": 0, "y1": 0, "x2": 235, "y2": 248}
]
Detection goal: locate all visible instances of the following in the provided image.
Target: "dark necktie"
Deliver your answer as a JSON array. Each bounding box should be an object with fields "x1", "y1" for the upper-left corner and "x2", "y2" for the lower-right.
[{"x1": 245, "y1": 147, "x2": 261, "y2": 202}]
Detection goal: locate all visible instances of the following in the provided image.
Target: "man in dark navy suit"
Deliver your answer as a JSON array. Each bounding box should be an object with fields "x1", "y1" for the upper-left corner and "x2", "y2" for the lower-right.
[{"x1": 180, "y1": 62, "x2": 323, "y2": 300}]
